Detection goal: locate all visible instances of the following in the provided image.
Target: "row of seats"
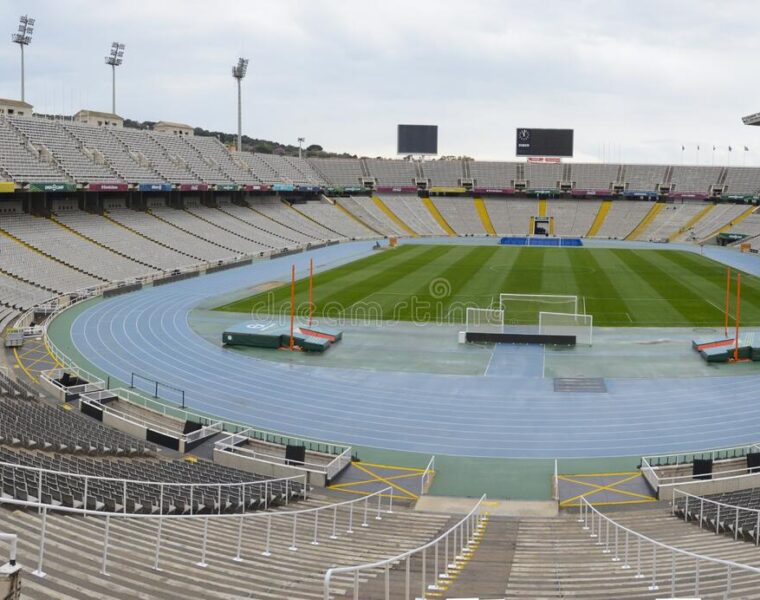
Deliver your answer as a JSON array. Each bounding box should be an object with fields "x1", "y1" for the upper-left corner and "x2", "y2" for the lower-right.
[
  {"x1": 674, "y1": 488, "x2": 760, "y2": 542},
  {"x1": 0, "y1": 395, "x2": 155, "y2": 456},
  {"x1": 0, "y1": 447, "x2": 302, "y2": 515},
  {"x1": 1, "y1": 115, "x2": 760, "y2": 193}
]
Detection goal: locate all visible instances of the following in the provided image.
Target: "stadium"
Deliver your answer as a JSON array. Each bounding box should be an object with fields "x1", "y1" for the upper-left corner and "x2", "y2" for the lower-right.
[{"x1": 3, "y1": 2, "x2": 760, "y2": 599}]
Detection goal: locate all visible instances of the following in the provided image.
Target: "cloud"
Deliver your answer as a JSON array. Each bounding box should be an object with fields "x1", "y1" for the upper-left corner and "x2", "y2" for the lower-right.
[{"x1": 0, "y1": 0, "x2": 759, "y2": 164}]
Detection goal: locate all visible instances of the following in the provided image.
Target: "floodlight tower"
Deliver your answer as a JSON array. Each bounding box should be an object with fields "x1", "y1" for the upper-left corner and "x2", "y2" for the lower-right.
[
  {"x1": 105, "y1": 42, "x2": 125, "y2": 115},
  {"x1": 298, "y1": 137, "x2": 306, "y2": 159},
  {"x1": 11, "y1": 15, "x2": 35, "y2": 103},
  {"x1": 232, "y1": 58, "x2": 249, "y2": 152}
]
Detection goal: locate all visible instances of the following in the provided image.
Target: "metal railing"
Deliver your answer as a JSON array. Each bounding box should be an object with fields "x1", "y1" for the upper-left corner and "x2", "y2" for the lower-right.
[
  {"x1": 641, "y1": 443, "x2": 760, "y2": 494},
  {"x1": 323, "y1": 493, "x2": 487, "y2": 600},
  {"x1": 0, "y1": 459, "x2": 307, "y2": 515},
  {"x1": 420, "y1": 455, "x2": 435, "y2": 496},
  {"x1": 578, "y1": 497, "x2": 760, "y2": 596},
  {"x1": 0, "y1": 532, "x2": 18, "y2": 567},
  {"x1": 672, "y1": 488, "x2": 760, "y2": 545},
  {"x1": 213, "y1": 429, "x2": 352, "y2": 482},
  {"x1": 0, "y1": 486, "x2": 393, "y2": 578}
]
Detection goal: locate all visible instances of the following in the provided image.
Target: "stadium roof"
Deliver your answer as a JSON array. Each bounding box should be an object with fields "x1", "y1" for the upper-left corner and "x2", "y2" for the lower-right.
[
  {"x1": 0, "y1": 98, "x2": 33, "y2": 109},
  {"x1": 74, "y1": 109, "x2": 123, "y2": 120}
]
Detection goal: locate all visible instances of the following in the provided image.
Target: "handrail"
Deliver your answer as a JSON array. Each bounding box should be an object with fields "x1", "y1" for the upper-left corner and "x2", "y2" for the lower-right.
[
  {"x1": 672, "y1": 488, "x2": 760, "y2": 545},
  {"x1": 578, "y1": 497, "x2": 760, "y2": 595},
  {"x1": 0, "y1": 459, "x2": 307, "y2": 515},
  {"x1": 0, "y1": 486, "x2": 393, "y2": 578},
  {"x1": 642, "y1": 442, "x2": 760, "y2": 468},
  {"x1": 0, "y1": 532, "x2": 18, "y2": 567},
  {"x1": 420, "y1": 455, "x2": 435, "y2": 495},
  {"x1": 323, "y1": 493, "x2": 486, "y2": 599}
]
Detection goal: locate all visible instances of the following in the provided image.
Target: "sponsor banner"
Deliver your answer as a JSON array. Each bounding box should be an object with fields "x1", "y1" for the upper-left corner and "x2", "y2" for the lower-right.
[
  {"x1": 624, "y1": 191, "x2": 658, "y2": 199},
  {"x1": 28, "y1": 182, "x2": 77, "y2": 193},
  {"x1": 215, "y1": 184, "x2": 239, "y2": 192},
  {"x1": 138, "y1": 183, "x2": 173, "y2": 193},
  {"x1": 570, "y1": 189, "x2": 609, "y2": 197},
  {"x1": 296, "y1": 184, "x2": 322, "y2": 193},
  {"x1": 178, "y1": 183, "x2": 209, "y2": 192},
  {"x1": 723, "y1": 194, "x2": 755, "y2": 202},
  {"x1": 473, "y1": 187, "x2": 515, "y2": 195},
  {"x1": 242, "y1": 184, "x2": 272, "y2": 192},
  {"x1": 375, "y1": 186, "x2": 418, "y2": 193},
  {"x1": 87, "y1": 182, "x2": 129, "y2": 192},
  {"x1": 670, "y1": 192, "x2": 708, "y2": 201},
  {"x1": 526, "y1": 156, "x2": 562, "y2": 163},
  {"x1": 272, "y1": 183, "x2": 295, "y2": 192},
  {"x1": 343, "y1": 186, "x2": 367, "y2": 194},
  {"x1": 718, "y1": 232, "x2": 748, "y2": 241},
  {"x1": 0, "y1": 182, "x2": 16, "y2": 193},
  {"x1": 429, "y1": 186, "x2": 466, "y2": 194}
]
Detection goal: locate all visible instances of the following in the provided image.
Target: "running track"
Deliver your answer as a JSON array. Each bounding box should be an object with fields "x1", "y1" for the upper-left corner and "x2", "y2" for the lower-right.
[{"x1": 66, "y1": 240, "x2": 760, "y2": 459}]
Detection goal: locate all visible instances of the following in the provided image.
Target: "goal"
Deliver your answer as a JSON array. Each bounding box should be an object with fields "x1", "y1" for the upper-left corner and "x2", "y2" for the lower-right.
[
  {"x1": 538, "y1": 311, "x2": 593, "y2": 346},
  {"x1": 465, "y1": 307, "x2": 504, "y2": 334},
  {"x1": 499, "y1": 294, "x2": 578, "y2": 325}
]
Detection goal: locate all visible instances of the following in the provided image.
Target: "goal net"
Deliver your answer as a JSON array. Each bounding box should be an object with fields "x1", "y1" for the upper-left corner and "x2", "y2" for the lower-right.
[
  {"x1": 500, "y1": 294, "x2": 578, "y2": 326},
  {"x1": 538, "y1": 312, "x2": 593, "y2": 346},
  {"x1": 465, "y1": 307, "x2": 504, "y2": 334}
]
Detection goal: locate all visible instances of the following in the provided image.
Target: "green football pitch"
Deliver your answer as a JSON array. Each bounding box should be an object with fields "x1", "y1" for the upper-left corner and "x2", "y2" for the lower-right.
[{"x1": 215, "y1": 245, "x2": 760, "y2": 327}]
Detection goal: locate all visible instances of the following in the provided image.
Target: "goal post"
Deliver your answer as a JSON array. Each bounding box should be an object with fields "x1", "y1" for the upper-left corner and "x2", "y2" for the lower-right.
[
  {"x1": 500, "y1": 293, "x2": 578, "y2": 325},
  {"x1": 539, "y1": 311, "x2": 593, "y2": 345},
  {"x1": 465, "y1": 307, "x2": 504, "y2": 334}
]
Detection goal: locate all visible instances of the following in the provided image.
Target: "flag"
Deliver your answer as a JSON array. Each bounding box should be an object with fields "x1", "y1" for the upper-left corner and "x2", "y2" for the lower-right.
[
  {"x1": 729, "y1": 146, "x2": 733, "y2": 152},
  {"x1": 697, "y1": 145, "x2": 700, "y2": 151},
  {"x1": 713, "y1": 145, "x2": 716, "y2": 151},
  {"x1": 681, "y1": 145, "x2": 685, "y2": 151},
  {"x1": 745, "y1": 146, "x2": 750, "y2": 151}
]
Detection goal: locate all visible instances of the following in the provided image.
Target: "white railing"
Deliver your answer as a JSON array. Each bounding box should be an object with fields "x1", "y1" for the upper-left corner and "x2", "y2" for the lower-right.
[
  {"x1": 672, "y1": 488, "x2": 760, "y2": 545},
  {"x1": 213, "y1": 429, "x2": 352, "y2": 482},
  {"x1": 0, "y1": 532, "x2": 18, "y2": 567},
  {"x1": 578, "y1": 497, "x2": 760, "y2": 597},
  {"x1": 184, "y1": 421, "x2": 224, "y2": 445},
  {"x1": 36, "y1": 243, "x2": 356, "y2": 482},
  {"x1": 40, "y1": 367, "x2": 105, "y2": 396},
  {"x1": 0, "y1": 459, "x2": 307, "y2": 515},
  {"x1": 323, "y1": 493, "x2": 487, "y2": 600},
  {"x1": 642, "y1": 442, "x2": 760, "y2": 492},
  {"x1": 0, "y1": 486, "x2": 393, "y2": 578},
  {"x1": 420, "y1": 455, "x2": 435, "y2": 496}
]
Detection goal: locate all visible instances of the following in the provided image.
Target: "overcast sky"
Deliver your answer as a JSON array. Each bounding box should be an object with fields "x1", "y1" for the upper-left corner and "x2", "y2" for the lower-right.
[{"x1": 1, "y1": 0, "x2": 759, "y2": 164}]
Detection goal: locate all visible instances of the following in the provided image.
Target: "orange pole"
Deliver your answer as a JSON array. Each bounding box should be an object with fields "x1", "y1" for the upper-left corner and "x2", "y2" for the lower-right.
[
  {"x1": 725, "y1": 267, "x2": 731, "y2": 337},
  {"x1": 290, "y1": 264, "x2": 296, "y2": 350},
  {"x1": 734, "y1": 273, "x2": 741, "y2": 361},
  {"x1": 308, "y1": 258, "x2": 314, "y2": 327}
]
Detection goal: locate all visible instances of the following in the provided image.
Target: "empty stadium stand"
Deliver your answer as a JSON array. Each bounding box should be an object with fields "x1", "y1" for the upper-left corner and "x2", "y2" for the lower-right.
[
  {"x1": 507, "y1": 504, "x2": 760, "y2": 598},
  {"x1": 0, "y1": 490, "x2": 449, "y2": 599},
  {"x1": 380, "y1": 195, "x2": 445, "y2": 235}
]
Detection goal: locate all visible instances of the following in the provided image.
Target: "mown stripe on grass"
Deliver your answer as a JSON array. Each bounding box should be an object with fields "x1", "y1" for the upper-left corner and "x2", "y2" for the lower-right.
[
  {"x1": 575, "y1": 249, "x2": 641, "y2": 326},
  {"x1": 611, "y1": 249, "x2": 711, "y2": 326},
  {"x1": 648, "y1": 250, "x2": 760, "y2": 325}
]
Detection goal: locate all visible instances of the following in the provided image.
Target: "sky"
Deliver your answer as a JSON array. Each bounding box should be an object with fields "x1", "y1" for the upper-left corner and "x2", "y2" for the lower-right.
[{"x1": 1, "y1": 0, "x2": 759, "y2": 164}]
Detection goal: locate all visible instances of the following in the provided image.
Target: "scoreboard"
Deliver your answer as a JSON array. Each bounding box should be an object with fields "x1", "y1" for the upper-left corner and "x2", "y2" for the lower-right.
[
  {"x1": 397, "y1": 124, "x2": 438, "y2": 155},
  {"x1": 516, "y1": 128, "x2": 573, "y2": 157}
]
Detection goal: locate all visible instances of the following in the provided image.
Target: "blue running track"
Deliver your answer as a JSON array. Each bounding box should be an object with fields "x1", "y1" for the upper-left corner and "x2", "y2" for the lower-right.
[{"x1": 66, "y1": 240, "x2": 760, "y2": 459}]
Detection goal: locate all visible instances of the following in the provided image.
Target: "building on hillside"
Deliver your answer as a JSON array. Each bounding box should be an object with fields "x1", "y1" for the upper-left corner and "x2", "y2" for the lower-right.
[
  {"x1": 154, "y1": 121, "x2": 194, "y2": 136},
  {"x1": 73, "y1": 109, "x2": 124, "y2": 128},
  {"x1": 0, "y1": 98, "x2": 33, "y2": 117}
]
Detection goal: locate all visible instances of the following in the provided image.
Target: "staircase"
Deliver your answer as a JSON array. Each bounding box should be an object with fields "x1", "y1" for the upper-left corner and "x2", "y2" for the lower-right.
[
  {"x1": 0, "y1": 495, "x2": 450, "y2": 600},
  {"x1": 506, "y1": 506, "x2": 760, "y2": 599}
]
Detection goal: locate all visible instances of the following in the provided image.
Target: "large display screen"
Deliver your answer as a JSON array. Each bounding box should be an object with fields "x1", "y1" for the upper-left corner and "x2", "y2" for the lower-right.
[
  {"x1": 516, "y1": 128, "x2": 573, "y2": 157},
  {"x1": 397, "y1": 124, "x2": 438, "y2": 155}
]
